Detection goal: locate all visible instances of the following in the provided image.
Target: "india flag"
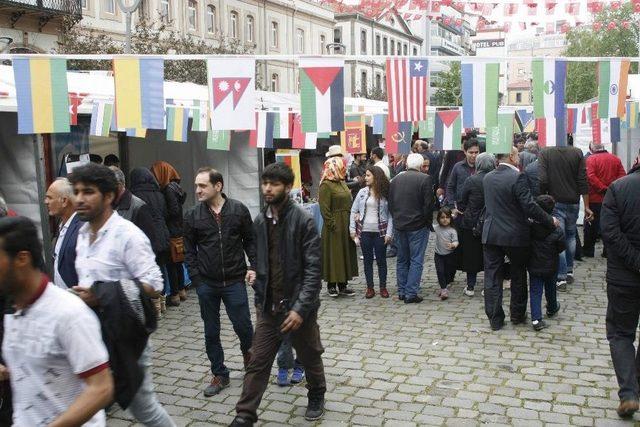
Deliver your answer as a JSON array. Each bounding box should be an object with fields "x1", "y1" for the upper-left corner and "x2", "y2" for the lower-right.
[
  {"x1": 89, "y1": 101, "x2": 114, "y2": 137},
  {"x1": 299, "y1": 57, "x2": 345, "y2": 133},
  {"x1": 532, "y1": 59, "x2": 566, "y2": 119},
  {"x1": 598, "y1": 60, "x2": 630, "y2": 119},
  {"x1": 461, "y1": 61, "x2": 499, "y2": 128},
  {"x1": 166, "y1": 106, "x2": 190, "y2": 142},
  {"x1": 434, "y1": 110, "x2": 462, "y2": 151}
]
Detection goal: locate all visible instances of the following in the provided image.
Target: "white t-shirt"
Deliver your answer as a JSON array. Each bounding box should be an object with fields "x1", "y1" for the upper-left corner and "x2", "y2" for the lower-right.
[
  {"x1": 374, "y1": 161, "x2": 391, "y2": 180},
  {"x1": 3, "y1": 281, "x2": 109, "y2": 427}
]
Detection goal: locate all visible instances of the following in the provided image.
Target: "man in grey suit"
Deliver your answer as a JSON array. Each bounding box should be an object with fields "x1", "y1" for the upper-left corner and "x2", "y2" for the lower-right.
[{"x1": 482, "y1": 147, "x2": 558, "y2": 331}]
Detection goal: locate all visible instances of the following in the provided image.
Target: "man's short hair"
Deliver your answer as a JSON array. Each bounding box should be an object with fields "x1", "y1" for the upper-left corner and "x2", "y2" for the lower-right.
[
  {"x1": 262, "y1": 162, "x2": 295, "y2": 186},
  {"x1": 197, "y1": 167, "x2": 224, "y2": 189},
  {"x1": 109, "y1": 166, "x2": 126, "y2": 186},
  {"x1": 406, "y1": 153, "x2": 424, "y2": 170},
  {"x1": 463, "y1": 138, "x2": 479, "y2": 151},
  {"x1": 371, "y1": 147, "x2": 385, "y2": 160},
  {"x1": 104, "y1": 154, "x2": 120, "y2": 167},
  {"x1": 68, "y1": 163, "x2": 118, "y2": 196},
  {"x1": 0, "y1": 216, "x2": 44, "y2": 270},
  {"x1": 524, "y1": 141, "x2": 539, "y2": 154}
]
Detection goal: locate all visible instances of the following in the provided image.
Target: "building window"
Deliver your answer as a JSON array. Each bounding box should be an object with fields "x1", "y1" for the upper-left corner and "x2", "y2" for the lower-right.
[
  {"x1": 271, "y1": 21, "x2": 278, "y2": 48},
  {"x1": 375, "y1": 73, "x2": 381, "y2": 91},
  {"x1": 159, "y1": 0, "x2": 169, "y2": 22},
  {"x1": 334, "y1": 28, "x2": 342, "y2": 44},
  {"x1": 320, "y1": 34, "x2": 326, "y2": 53},
  {"x1": 390, "y1": 40, "x2": 395, "y2": 56},
  {"x1": 187, "y1": 0, "x2": 197, "y2": 30},
  {"x1": 516, "y1": 92, "x2": 522, "y2": 103},
  {"x1": 230, "y1": 11, "x2": 238, "y2": 38},
  {"x1": 246, "y1": 15, "x2": 254, "y2": 43},
  {"x1": 360, "y1": 30, "x2": 367, "y2": 54},
  {"x1": 296, "y1": 28, "x2": 304, "y2": 53},
  {"x1": 104, "y1": 0, "x2": 115, "y2": 14},
  {"x1": 81, "y1": 0, "x2": 87, "y2": 8},
  {"x1": 360, "y1": 71, "x2": 367, "y2": 95},
  {"x1": 413, "y1": 46, "x2": 418, "y2": 56},
  {"x1": 397, "y1": 42, "x2": 401, "y2": 55},
  {"x1": 375, "y1": 35, "x2": 381, "y2": 55},
  {"x1": 403, "y1": 44, "x2": 408, "y2": 55},
  {"x1": 271, "y1": 73, "x2": 279, "y2": 92},
  {"x1": 390, "y1": 17, "x2": 395, "y2": 26},
  {"x1": 206, "y1": 5, "x2": 215, "y2": 33},
  {"x1": 383, "y1": 37, "x2": 388, "y2": 55}
]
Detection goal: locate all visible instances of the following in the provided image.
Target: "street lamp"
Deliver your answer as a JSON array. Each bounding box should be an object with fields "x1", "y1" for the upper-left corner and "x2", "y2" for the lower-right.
[
  {"x1": 116, "y1": 0, "x2": 141, "y2": 54},
  {"x1": 0, "y1": 37, "x2": 13, "y2": 53}
]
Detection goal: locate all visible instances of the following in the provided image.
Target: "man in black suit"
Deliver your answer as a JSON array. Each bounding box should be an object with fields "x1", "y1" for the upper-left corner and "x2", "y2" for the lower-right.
[
  {"x1": 482, "y1": 147, "x2": 558, "y2": 331},
  {"x1": 45, "y1": 178, "x2": 82, "y2": 288}
]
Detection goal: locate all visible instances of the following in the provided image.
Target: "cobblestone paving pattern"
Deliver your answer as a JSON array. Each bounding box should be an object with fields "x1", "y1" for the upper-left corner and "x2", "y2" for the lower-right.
[{"x1": 107, "y1": 233, "x2": 637, "y2": 426}]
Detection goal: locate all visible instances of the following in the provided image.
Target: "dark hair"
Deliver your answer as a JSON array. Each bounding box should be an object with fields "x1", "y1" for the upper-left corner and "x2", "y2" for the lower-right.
[
  {"x1": 371, "y1": 147, "x2": 385, "y2": 160},
  {"x1": 197, "y1": 167, "x2": 224, "y2": 189},
  {"x1": 529, "y1": 133, "x2": 538, "y2": 141},
  {"x1": 463, "y1": 138, "x2": 479, "y2": 151},
  {"x1": 496, "y1": 152, "x2": 511, "y2": 162},
  {"x1": 366, "y1": 165, "x2": 389, "y2": 200},
  {"x1": 89, "y1": 154, "x2": 103, "y2": 164},
  {"x1": 535, "y1": 194, "x2": 555, "y2": 214},
  {"x1": 262, "y1": 162, "x2": 295, "y2": 186},
  {"x1": 104, "y1": 154, "x2": 120, "y2": 167},
  {"x1": 0, "y1": 216, "x2": 44, "y2": 270},
  {"x1": 68, "y1": 163, "x2": 118, "y2": 196},
  {"x1": 437, "y1": 207, "x2": 453, "y2": 226}
]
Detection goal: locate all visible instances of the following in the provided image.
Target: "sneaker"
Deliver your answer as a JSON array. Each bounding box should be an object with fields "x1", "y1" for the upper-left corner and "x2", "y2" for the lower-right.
[
  {"x1": 327, "y1": 284, "x2": 339, "y2": 297},
  {"x1": 276, "y1": 368, "x2": 290, "y2": 387},
  {"x1": 532, "y1": 320, "x2": 547, "y2": 331},
  {"x1": 566, "y1": 273, "x2": 574, "y2": 284},
  {"x1": 398, "y1": 294, "x2": 405, "y2": 301},
  {"x1": 204, "y1": 375, "x2": 230, "y2": 397},
  {"x1": 380, "y1": 288, "x2": 390, "y2": 298},
  {"x1": 365, "y1": 288, "x2": 375, "y2": 299},
  {"x1": 464, "y1": 287, "x2": 475, "y2": 297},
  {"x1": 481, "y1": 289, "x2": 485, "y2": 297},
  {"x1": 338, "y1": 285, "x2": 356, "y2": 297},
  {"x1": 229, "y1": 416, "x2": 254, "y2": 426},
  {"x1": 617, "y1": 399, "x2": 639, "y2": 418},
  {"x1": 547, "y1": 303, "x2": 561, "y2": 318},
  {"x1": 440, "y1": 288, "x2": 449, "y2": 300},
  {"x1": 404, "y1": 296, "x2": 424, "y2": 304},
  {"x1": 556, "y1": 280, "x2": 567, "y2": 292},
  {"x1": 290, "y1": 367, "x2": 305, "y2": 384},
  {"x1": 305, "y1": 396, "x2": 325, "y2": 421}
]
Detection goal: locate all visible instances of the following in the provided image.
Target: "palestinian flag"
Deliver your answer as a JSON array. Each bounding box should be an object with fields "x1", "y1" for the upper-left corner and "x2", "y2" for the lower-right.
[
  {"x1": 434, "y1": 110, "x2": 462, "y2": 150},
  {"x1": 299, "y1": 57, "x2": 345, "y2": 133}
]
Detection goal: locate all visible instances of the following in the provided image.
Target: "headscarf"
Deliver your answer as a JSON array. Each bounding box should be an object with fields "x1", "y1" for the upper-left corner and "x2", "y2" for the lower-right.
[
  {"x1": 151, "y1": 161, "x2": 181, "y2": 189},
  {"x1": 130, "y1": 167, "x2": 160, "y2": 193},
  {"x1": 321, "y1": 157, "x2": 347, "y2": 182},
  {"x1": 476, "y1": 152, "x2": 497, "y2": 173}
]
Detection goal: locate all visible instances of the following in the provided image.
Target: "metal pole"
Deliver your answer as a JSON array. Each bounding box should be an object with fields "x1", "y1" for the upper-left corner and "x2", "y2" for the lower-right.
[{"x1": 116, "y1": 0, "x2": 141, "y2": 54}]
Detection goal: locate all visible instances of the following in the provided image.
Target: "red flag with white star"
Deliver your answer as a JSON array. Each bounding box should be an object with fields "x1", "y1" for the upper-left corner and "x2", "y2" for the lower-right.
[{"x1": 207, "y1": 58, "x2": 255, "y2": 130}]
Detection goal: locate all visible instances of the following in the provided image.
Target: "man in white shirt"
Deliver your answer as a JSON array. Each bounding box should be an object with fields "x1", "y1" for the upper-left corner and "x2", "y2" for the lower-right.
[
  {"x1": 45, "y1": 177, "x2": 81, "y2": 289},
  {"x1": 371, "y1": 147, "x2": 391, "y2": 180},
  {"x1": 0, "y1": 216, "x2": 113, "y2": 426},
  {"x1": 68, "y1": 163, "x2": 175, "y2": 427}
]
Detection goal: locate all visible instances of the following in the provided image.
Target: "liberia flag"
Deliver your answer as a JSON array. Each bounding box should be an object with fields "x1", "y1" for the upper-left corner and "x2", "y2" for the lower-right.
[{"x1": 386, "y1": 58, "x2": 429, "y2": 123}]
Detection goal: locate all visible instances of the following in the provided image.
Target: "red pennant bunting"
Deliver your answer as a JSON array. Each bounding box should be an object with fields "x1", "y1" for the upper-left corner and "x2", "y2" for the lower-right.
[
  {"x1": 633, "y1": 0, "x2": 640, "y2": 13},
  {"x1": 565, "y1": 2, "x2": 580, "y2": 15},
  {"x1": 593, "y1": 21, "x2": 602, "y2": 31},
  {"x1": 546, "y1": 2, "x2": 556, "y2": 15},
  {"x1": 607, "y1": 21, "x2": 617, "y2": 30},
  {"x1": 504, "y1": 3, "x2": 518, "y2": 16},
  {"x1": 611, "y1": 1, "x2": 621, "y2": 10}
]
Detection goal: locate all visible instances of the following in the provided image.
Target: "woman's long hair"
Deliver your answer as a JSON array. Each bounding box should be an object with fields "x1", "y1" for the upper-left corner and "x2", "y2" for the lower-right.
[{"x1": 367, "y1": 165, "x2": 389, "y2": 200}]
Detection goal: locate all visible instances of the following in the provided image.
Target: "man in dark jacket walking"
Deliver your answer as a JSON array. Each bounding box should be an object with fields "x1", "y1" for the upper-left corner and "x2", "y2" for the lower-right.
[
  {"x1": 184, "y1": 167, "x2": 256, "y2": 397},
  {"x1": 601, "y1": 163, "x2": 640, "y2": 418},
  {"x1": 231, "y1": 163, "x2": 325, "y2": 426},
  {"x1": 388, "y1": 153, "x2": 434, "y2": 304},
  {"x1": 482, "y1": 147, "x2": 557, "y2": 331},
  {"x1": 446, "y1": 139, "x2": 479, "y2": 217},
  {"x1": 538, "y1": 144, "x2": 593, "y2": 290}
]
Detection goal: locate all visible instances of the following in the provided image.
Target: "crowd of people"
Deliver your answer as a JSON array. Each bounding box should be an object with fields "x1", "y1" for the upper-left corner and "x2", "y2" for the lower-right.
[{"x1": 0, "y1": 130, "x2": 639, "y2": 425}]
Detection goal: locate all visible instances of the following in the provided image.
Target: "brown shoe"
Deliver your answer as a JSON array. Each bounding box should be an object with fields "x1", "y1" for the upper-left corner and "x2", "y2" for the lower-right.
[
  {"x1": 167, "y1": 295, "x2": 181, "y2": 307},
  {"x1": 617, "y1": 399, "x2": 639, "y2": 418},
  {"x1": 204, "y1": 375, "x2": 230, "y2": 397},
  {"x1": 380, "y1": 288, "x2": 389, "y2": 298},
  {"x1": 365, "y1": 288, "x2": 375, "y2": 299},
  {"x1": 178, "y1": 289, "x2": 187, "y2": 301}
]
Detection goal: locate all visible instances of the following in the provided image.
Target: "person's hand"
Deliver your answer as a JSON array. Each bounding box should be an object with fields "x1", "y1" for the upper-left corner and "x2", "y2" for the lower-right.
[
  {"x1": 384, "y1": 236, "x2": 392, "y2": 245},
  {"x1": 553, "y1": 217, "x2": 560, "y2": 228},
  {"x1": 353, "y1": 237, "x2": 360, "y2": 247},
  {"x1": 584, "y1": 208, "x2": 595, "y2": 223},
  {"x1": 280, "y1": 311, "x2": 303, "y2": 333},
  {"x1": 451, "y1": 208, "x2": 460, "y2": 218},
  {"x1": 0, "y1": 364, "x2": 9, "y2": 381},
  {"x1": 72, "y1": 286, "x2": 99, "y2": 307},
  {"x1": 245, "y1": 270, "x2": 256, "y2": 286},
  {"x1": 446, "y1": 242, "x2": 455, "y2": 250},
  {"x1": 436, "y1": 188, "x2": 444, "y2": 197}
]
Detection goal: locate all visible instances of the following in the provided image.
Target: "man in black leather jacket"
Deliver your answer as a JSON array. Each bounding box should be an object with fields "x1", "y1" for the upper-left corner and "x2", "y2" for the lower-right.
[{"x1": 231, "y1": 163, "x2": 325, "y2": 427}]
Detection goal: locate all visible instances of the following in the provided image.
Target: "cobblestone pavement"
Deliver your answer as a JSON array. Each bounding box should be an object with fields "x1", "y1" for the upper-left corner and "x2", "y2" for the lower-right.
[{"x1": 108, "y1": 234, "x2": 637, "y2": 426}]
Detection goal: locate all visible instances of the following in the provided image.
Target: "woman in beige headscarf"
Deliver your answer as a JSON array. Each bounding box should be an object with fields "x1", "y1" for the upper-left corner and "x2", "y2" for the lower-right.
[{"x1": 319, "y1": 154, "x2": 358, "y2": 297}]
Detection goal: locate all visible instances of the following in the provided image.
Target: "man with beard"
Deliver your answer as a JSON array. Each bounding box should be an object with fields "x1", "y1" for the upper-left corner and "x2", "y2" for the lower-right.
[
  {"x1": 68, "y1": 163, "x2": 175, "y2": 427},
  {"x1": 230, "y1": 162, "x2": 325, "y2": 426},
  {"x1": 0, "y1": 216, "x2": 113, "y2": 426}
]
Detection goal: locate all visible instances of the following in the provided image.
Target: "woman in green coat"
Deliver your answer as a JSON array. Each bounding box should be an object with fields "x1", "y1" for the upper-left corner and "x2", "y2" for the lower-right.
[{"x1": 319, "y1": 155, "x2": 358, "y2": 297}]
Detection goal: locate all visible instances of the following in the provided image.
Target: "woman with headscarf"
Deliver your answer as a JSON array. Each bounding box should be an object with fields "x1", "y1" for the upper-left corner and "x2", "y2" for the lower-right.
[
  {"x1": 151, "y1": 161, "x2": 188, "y2": 305},
  {"x1": 319, "y1": 156, "x2": 358, "y2": 297},
  {"x1": 457, "y1": 152, "x2": 496, "y2": 297}
]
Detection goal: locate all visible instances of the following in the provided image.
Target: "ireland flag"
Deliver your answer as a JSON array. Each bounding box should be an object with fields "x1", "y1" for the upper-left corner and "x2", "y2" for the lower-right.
[
  {"x1": 299, "y1": 57, "x2": 345, "y2": 133},
  {"x1": 461, "y1": 61, "x2": 499, "y2": 128},
  {"x1": 434, "y1": 110, "x2": 462, "y2": 151},
  {"x1": 532, "y1": 59, "x2": 566, "y2": 119},
  {"x1": 598, "y1": 60, "x2": 630, "y2": 119}
]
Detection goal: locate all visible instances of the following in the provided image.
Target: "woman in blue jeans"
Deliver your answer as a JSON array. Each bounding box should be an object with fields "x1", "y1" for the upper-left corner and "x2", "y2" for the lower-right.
[{"x1": 349, "y1": 166, "x2": 393, "y2": 299}]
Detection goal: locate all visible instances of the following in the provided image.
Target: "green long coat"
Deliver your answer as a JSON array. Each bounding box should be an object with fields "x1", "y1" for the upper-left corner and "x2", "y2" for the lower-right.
[{"x1": 319, "y1": 180, "x2": 358, "y2": 283}]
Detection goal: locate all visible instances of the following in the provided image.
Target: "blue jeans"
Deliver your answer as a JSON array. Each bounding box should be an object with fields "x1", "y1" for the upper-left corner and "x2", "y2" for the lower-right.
[
  {"x1": 395, "y1": 227, "x2": 429, "y2": 298},
  {"x1": 529, "y1": 274, "x2": 559, "y2": 322},
  {"x1": 553, "y1": 202, "x2": 579, "y2": 280},
  {"x1": 127, "y1": 345, "x2": 176, "y2": 426},
  {"x1": 196, "y1": 281, "x2": 253, "y2": 377},
  {"x1": 277, "y1": 338, "x2": 303, "y2": 370},
  {"x1": 360, "y1": 231, "x2": 388, "y2": 288}
]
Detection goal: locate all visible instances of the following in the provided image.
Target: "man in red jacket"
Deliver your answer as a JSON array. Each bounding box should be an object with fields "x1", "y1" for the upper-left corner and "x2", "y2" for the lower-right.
[{"x1": 584, "y1": 142, "x2": 626, "y2": 258}]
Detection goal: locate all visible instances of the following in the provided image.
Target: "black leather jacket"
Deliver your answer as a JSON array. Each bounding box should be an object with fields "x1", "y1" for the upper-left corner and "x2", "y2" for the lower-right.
[{"x1": 253, "y1": 200, "x2": 321, "y2": 319}]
